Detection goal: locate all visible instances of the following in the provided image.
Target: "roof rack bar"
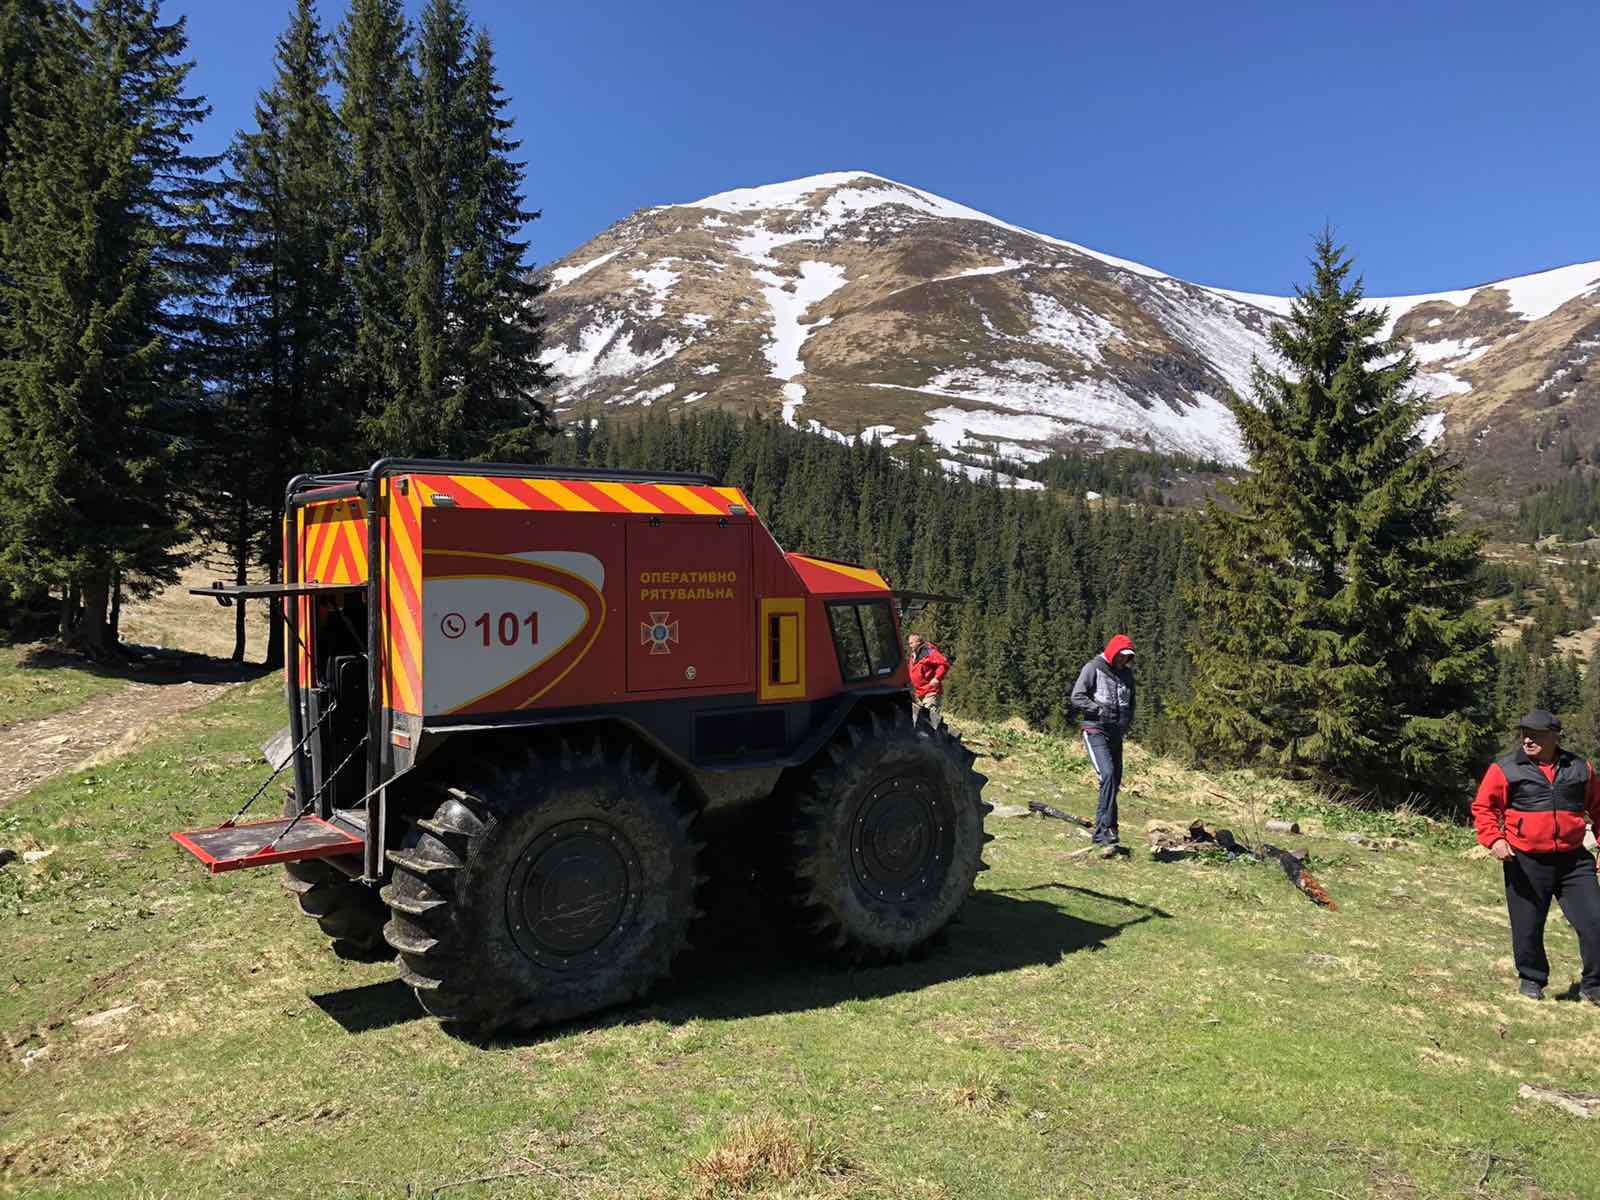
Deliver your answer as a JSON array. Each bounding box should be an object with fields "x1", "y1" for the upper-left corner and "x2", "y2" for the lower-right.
[{"x1": 361, "y1": 458, "x2": 721, "y2": 487}]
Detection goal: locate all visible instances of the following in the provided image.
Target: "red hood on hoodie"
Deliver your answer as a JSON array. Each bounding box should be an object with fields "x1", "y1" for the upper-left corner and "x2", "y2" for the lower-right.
[{"x1": 1103, "y1": 634, "x2": 1135, "y2": 666}]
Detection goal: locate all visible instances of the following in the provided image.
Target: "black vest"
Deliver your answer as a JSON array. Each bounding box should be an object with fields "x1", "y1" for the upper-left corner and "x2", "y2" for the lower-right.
[{"x1": 1496, "y1": 750, "x2": 1589, "y2": 813}]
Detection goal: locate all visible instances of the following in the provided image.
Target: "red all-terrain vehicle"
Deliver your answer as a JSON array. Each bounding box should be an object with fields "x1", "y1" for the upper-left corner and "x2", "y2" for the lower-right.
[{"x1": 174, "y1": 459, "x2": 990, "y2": 1032}]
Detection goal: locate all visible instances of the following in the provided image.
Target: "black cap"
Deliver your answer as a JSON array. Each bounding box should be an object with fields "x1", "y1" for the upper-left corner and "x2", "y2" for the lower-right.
[{"x1": 1518, "y1": 709, "x2": 1562, "y2": 733}]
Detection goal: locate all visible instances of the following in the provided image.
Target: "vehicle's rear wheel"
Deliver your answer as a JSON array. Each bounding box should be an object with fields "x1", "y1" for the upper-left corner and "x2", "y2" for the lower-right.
[
  {"x1": 381, "y1": 738, "x2": 701, "y2": 1033},
  {"x1": 279, "y1": 794, "x2": 389, "y2": 961},
  {"x1": 782, "y1": 705, "x2": 990, "y2": 961}
]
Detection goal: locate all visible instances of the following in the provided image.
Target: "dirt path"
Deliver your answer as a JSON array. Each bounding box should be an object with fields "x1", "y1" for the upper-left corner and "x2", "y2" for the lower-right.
[{"x1": 0, "y1": 675, "x2": 246, "y2": 810}]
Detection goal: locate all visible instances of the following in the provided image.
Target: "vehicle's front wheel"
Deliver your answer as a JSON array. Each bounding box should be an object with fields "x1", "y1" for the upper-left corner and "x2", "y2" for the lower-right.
[
  {"x1": 381, "y1": 738, "x2": 701, "y2": 1033},
  {"x1": 782, "y1": 705, "x2": 990, "y2": 961}
]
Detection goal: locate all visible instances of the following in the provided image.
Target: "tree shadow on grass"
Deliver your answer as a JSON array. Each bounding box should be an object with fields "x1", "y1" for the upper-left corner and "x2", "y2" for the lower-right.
[
  {"x1": 14, "y1": 642, "x2": 270, "y2": 686},
  {"x1": 307, "y1": 883, "x2": 1173, "y2": 1038}
]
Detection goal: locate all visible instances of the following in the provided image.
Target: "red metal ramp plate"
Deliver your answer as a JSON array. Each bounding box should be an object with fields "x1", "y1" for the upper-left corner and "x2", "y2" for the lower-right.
[{"x1": 170, "y1": 816, "x2": 362, "y2": 876}]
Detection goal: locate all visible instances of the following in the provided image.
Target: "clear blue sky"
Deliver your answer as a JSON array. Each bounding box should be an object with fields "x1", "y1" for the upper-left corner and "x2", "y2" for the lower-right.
[{"x1": 170, "y1": 0, "x2": 1597, "y2": 297}]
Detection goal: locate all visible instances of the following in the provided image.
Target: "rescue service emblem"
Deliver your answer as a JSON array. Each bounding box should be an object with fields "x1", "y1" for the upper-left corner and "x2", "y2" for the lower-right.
[{"x1": 641, "y1": 611, "x2": 679, "y2": 655}]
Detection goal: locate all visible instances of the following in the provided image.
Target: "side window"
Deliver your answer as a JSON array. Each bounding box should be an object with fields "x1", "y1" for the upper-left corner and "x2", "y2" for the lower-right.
[
  {"x1": 768, "y1": 612, "x2": 799, "y2": 685},
  {"x1": 861, "y1": 602, "x2": 898, "y2": 673},
  {"x1": 827, "y1": 604, "x2": 871, "y2": 682},
  {"x1": 759, "y1": 597, "x2": 806, "y2": 701},
  {"x1": 826, "y1": 600, "x2": 900, "y2": 683}
]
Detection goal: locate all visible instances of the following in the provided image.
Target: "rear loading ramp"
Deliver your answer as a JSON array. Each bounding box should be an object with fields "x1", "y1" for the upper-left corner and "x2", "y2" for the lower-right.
[{"x1": 170, "y1": 815, "x2": 362, "y2": 875}]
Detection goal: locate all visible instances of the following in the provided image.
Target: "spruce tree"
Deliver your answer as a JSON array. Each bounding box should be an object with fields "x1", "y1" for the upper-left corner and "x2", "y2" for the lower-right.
[
  {"x1": 333, "y1": 0, "x2": 409, "y2": 434},
  {"x1": 0, "y1": 0, "x2": 216, "y2": 655},
  {"x1": 213, "y1": 0, "x2": 347, "y2": 666},
  {"x1": 451, "y1": 28, "x2": 554, "y2": 460},
  {"x1": 0, "y1": 0, "x2": 55, "y2": 237},
  {"x1": 362, "y1": 0, "x2": 552, "y2": 459},
  {"x1": 1182, "y1": 232, "x2": 1494, "y2": 799},
  {"x1": 0, "y1": 0, "x2": 60, "y2": 634},
  {"x1": 1571, "y1": 653, "x2": 1600, "y2": 757}
]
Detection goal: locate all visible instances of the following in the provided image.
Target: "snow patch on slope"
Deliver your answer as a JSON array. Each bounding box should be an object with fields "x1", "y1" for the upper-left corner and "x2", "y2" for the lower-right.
[
  {"x1": 1499, "y1": 262, "x2": 1600, "y2": 321},
  {"x1": 1411, "y1": 337, "x2": 1482, "y2": 364},
  {"x1": 1026, "y1": 294, "x2": 1118, "y2": 364},
  {"x1": 1355, "y1": 261, "x2": 1600, "y2": 337},
  {"x1": 754, "y1": 260, "x2": 848, "y2": 425},
  {"x1": 682, "y1": 171, "x2": 1169, "y2": 281},
  {"x1": 541, "y1": 315, "x2": 685, "y2": 385},
  {"x1": 873, "y1": 372, "x2": 1241, "y2": 465},
  {"x1": 551, "y1": 250, "x2": 619, "y2": 288},
  {"x1": 629, "y1": 266, "x2": 679, "y2": 317}
]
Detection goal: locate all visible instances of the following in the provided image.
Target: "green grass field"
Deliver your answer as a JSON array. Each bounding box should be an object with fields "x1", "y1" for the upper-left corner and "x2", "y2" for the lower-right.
[
  {"x1": 2, "y1": 682, "x2": 1597, "y2": 1199},
  {"x1": 0, "y1": 644, "x2": 129, "y2": 727}
]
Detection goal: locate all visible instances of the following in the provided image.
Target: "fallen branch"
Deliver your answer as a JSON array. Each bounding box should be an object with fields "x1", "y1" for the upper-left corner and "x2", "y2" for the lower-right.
[
  {"x1": 1477, "y1": 1152, "x2": 1496, "y2": 1189},
  {"x1": 429, "y1": 1167, "x2": 537, "y2": 1195},
  {"x1": 1028, "y1": 800, "x2": 1092, "y2": 828}
]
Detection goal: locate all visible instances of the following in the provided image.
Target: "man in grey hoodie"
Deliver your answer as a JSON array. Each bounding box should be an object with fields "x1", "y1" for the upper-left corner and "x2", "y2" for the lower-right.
[{"x1": 1071, "y1": 634, "x2": 1137, "y2": 850}]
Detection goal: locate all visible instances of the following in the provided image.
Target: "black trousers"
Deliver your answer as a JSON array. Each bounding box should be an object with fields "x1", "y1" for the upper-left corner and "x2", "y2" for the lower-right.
[
  {"x1": 1503, "y1": 848, "x2": 1600, "y2": 991},
  {"x1": 1082, "y1": 728, "x2": 1123, "y2": 845}
]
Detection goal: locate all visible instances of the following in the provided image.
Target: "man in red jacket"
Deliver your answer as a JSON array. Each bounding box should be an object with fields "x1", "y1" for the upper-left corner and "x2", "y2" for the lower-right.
[
  {"x1": 1471, "y1": 709, "x2": 1600, "y2": 1003},
  {"x1": 906, "y1": 632, "x2": 948, "y2": 728}
]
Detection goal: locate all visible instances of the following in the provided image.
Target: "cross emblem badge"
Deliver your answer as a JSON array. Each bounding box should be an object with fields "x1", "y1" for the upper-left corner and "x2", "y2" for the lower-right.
[{"x1": 641, "y1": 611, "x2": 679, "y2": 655}]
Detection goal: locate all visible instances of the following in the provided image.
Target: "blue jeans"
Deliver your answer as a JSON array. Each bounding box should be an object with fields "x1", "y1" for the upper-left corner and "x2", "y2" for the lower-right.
[{"x1": 1082, "y1": 728, "x2": 1123, "y2": 845}]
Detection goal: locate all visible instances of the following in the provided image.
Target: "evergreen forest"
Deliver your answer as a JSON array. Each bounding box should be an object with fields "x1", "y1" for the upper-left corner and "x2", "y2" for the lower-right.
[{"x1": 4, "y1": 0, "x2": 1600, "y2": 807}]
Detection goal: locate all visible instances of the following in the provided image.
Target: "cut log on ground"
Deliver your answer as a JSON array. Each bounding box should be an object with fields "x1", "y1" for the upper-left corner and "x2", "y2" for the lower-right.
[
  {"x1": 1264, "y1": 843, "x2": 1336, "y2": 910},
  {"x1": 1518, "y1": 1084, "x2": 1599, "y2": 1118},
  {"x1": 1265, "y1": 819, "x2": 1300, "y2": 834}
]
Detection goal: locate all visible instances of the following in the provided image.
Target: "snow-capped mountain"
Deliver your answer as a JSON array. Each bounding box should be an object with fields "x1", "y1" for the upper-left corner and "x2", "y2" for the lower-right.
[{"x1": 538, "y1": 172, "x2": 1600, "y2": 490}]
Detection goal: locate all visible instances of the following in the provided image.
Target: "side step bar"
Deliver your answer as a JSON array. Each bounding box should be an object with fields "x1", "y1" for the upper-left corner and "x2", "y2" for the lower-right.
[{"x1": 170, "y1": 816, "x2": 362, "y2": 876}]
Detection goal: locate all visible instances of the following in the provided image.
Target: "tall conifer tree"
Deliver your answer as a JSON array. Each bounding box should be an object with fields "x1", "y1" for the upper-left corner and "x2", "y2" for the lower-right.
[
  {"x1": 0, "y1": 0, "x2": 216, "y2": 655},
  {"x1": 334, "y1": 0, "x2": 409, "y2": 432},
  {"x1": 0, "y1": 0, "x2": 55, "y2": 239},
  {"x1": 451, "y1": 29, "x2": 553, "y2": 459},
  {"x1": 363, "y1": 0, "x2": 551, "y2": 459},
  {"x1": 214, "y1": 0, "x2": 346, "y2": 665},
  {"x1": 1182, "y1": 233, "x2": 1494, "y2": 798}
]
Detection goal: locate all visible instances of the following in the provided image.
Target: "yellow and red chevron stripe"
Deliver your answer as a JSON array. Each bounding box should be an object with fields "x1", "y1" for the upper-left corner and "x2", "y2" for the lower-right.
[
  {"x1": 383, "y1": 480, "x2": 423, "y2": 714},
  {"x1": 788, "y1": 553, "x2": 890, "y2": 594},
  {"x1": 301, "y1": 498, "x2": 369, "y2": 585},
  {"x1": 410, "y1": 473, "x2": 753, "y2": 518}
]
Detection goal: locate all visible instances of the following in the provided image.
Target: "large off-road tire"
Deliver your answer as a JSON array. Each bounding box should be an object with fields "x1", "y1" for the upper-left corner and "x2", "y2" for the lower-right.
[
  {"x1": 782, "y1": 705, "x2": 991, "y2": 961},
  {"x1": 279, "y1": 795, "x2": 390, "y2": 961},
  {"x1": 380, "y1": 738, "x2": 702, "y2": 1034}
]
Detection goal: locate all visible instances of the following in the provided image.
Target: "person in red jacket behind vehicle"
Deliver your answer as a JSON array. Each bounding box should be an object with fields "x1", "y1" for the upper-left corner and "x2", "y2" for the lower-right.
[
  {"x1": 1471, "y1": 709, "x2": 1600, "y2": 1004},
  {"x1": 906, "y1": 632, "x2": 948, "y2": 728}
]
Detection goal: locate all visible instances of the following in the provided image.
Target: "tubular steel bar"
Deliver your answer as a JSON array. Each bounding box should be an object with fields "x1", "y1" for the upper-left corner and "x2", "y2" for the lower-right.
[
  {"x1": 363, "y1": 462, "x2": 384, "y2": 881},
  {"x1": 283, "y1": 473, "x2": 313, "y2": 816},
  {"x1": 362, "y1": 457, "x2": 721, "y2": 488}
]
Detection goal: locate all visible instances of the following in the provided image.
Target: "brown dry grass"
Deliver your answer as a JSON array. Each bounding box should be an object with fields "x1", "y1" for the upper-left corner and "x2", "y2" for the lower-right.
[
  {"x1": 686, "y1": 1115, "x2": 850, "y2": 1199},
  {"x1": 117, "y1": 544, "x2": 270, "y2": 661}
]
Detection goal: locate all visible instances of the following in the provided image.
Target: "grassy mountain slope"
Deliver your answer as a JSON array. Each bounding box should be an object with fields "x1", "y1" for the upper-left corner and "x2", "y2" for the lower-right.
[{"x1": 2, "y1": 667, "x2": 1596, "y2": 1199}]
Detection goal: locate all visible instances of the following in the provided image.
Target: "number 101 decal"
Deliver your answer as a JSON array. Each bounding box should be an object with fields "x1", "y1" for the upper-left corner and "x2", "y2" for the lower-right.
[
  {"x1": 471, "y1": 611, "x2": 538, "y2": 647},
  {"x1": 422, "y1": 554, "x2": 605, "y2": 715}
]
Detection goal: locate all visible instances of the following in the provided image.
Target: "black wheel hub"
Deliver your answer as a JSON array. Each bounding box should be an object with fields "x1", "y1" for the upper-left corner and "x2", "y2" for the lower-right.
[
  {"x1": 506, "y1": 820, "x2": 641, "y2": 970},
  {"x1": 849, "y1": 773, "x2": 955, "y2": 903}
]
